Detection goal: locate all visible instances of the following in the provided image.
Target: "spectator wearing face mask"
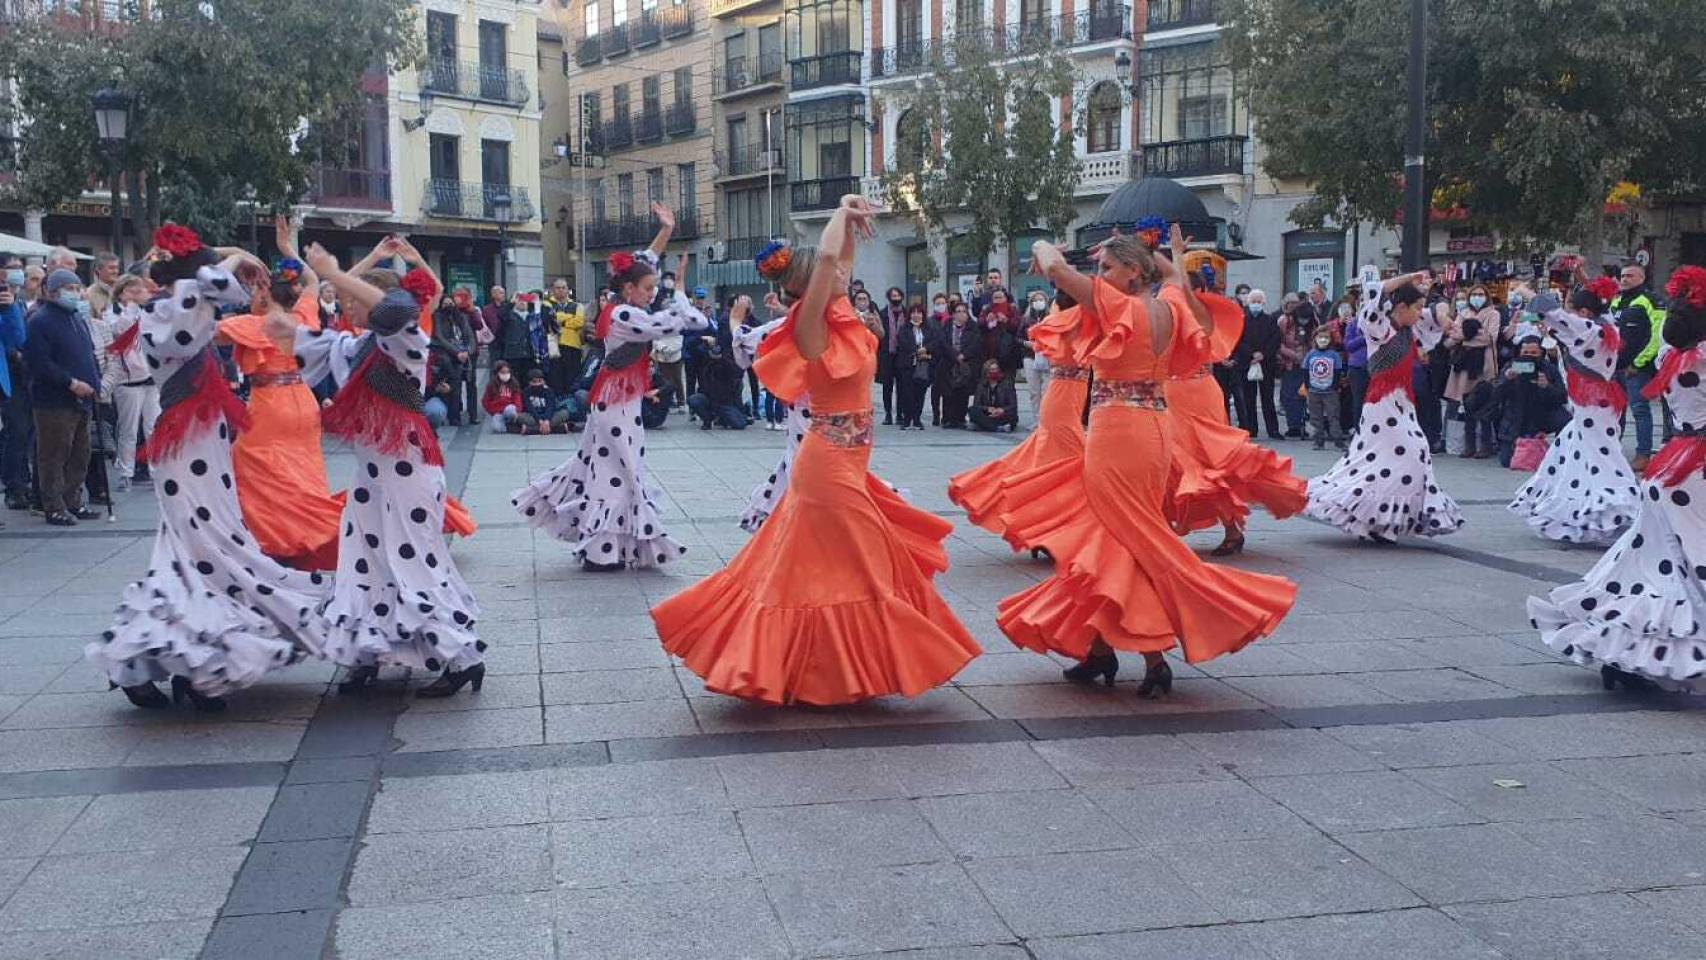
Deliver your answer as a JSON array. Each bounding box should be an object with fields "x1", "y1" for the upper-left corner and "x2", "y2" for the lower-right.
[
  {"x1": 519, "y1": 367, "x2": 572, "y2": 434},
  {"x1": 1340, "y1": 298, "x2": 1369, "y2": 430},
  {"x1": 1233, "y1": 290, "x2": 1282, "y2": 439},
  {"x1": 1488, "y1": 336, "x2": 1569, "y2": 466},
  {"x1": 482, "y1": 359, "x2": 525, "y2": 433},
  {"x1": 937, "y1": 303, "x2": 985, "y2": 428},
  {"x1": 876, "y1": 286, "x2": 907, "y2": 425},
  {"x1": 1276, "y1": 294, "x2": 1310, "y2": 438},
  {"x1": 1018, "y1": 289, "x2": 1052, "y2": 420},
  {"x1": 968, "y1": 359, "x2": 1018, "y2": 432},
  {"x1": 1444, "y1": 285, "x2": 1502, "y2": 458},
  {"x1": 1303, "y1": 328, "x2": 1347, "y2": 450},
  {"x1": 24, "y1": 269, "x2": 101, "y2": 525}
]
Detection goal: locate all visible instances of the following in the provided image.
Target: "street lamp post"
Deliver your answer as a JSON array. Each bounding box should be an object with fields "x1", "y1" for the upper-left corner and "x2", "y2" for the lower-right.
[
  {"x1": 1401, "y1": 0, "x2": 1428, "y2": 272},
  {"x1": 490, "y1": 191, "x2": 513, "y2": 291},
  {"x1": 91, "y1": 88, "x2": 132, "y2": 258}
]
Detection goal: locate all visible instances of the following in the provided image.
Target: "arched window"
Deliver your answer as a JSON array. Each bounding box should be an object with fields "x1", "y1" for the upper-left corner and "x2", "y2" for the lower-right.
[
  {"x1": 895, "y1": 109, "x2": 928, "y2": 174},
  {"x1": 1085, "y1": 81, "x2": 1122, "y2": 154}
]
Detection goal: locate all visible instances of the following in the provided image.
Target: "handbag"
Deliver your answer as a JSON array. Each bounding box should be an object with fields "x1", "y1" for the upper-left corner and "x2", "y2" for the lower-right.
[
  {"x1": 949, "y1": 360, "x2": 974, "y2": 389},
  {"x1": 1509, "y1": 435, "x2": 1550, "y2": 472},
  {"x1": 1246, "y1": 361, "x2": 1265, "y2": 382},
  {"x1": 911, "y1": 361, "x2": 933, "y2": 383}
]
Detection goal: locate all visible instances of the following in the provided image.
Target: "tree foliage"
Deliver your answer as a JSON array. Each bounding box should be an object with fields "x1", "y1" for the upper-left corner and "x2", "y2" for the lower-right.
[
  {"x1": 0, "y1": 0, "x2": 420, "y2": 244},
  {"x1": 875, "y1": 32, "x2": 1083, "y2": 260},
  {"x1": 1221, "y1": 0, "x2": 1706, "y2": 257}
]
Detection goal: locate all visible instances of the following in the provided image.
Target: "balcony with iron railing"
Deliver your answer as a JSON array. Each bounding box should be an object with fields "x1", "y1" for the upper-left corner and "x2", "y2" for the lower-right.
[
  {"x1": 1146, "y1": 0, "x2": 1216, "y2": 32},
  {"x1": 665, "y1": 101, "x2": 696, "y2": 136},
  {"x1": 586, "y1": 208, "x2": 701, "y2": 248},
  {"x1": 715, "y1": 142, "x2": 784, "y2": 180},
  {"x1": 870, "y1": 6, "x2": 1130, "y2": 80},
  {"x1": 576, "y1": 34, "x2": 602, "y2": 65},
  {"x1": 657, "y1": 4, "x2": 693, "y2": 38},
  {"x1": 635, "y1": 109, "x2": 664, "y2": 143},
  {"x1": 723, "y1": 236, "x2": 775, "y2": 262},
  {"x1": 1140, "y1": 134, "x2": 1246, "y2": 179},
  {"x1": 420, "y1": 58, "x2": 531, "y2": 107},
  {"x1": 789, "y1": 50, "x2": 862, "y2": 90},
  {"x1": 790, "y1": 175, "x2": 860, "y2": 211},
  {"x1": 632, "y1": 11, "x2": 661, "y2": 46},
  {"x1": 605, "y1": 22, "x2": 630, "y2": 56},
  {"x1": 715, "y1": 52, "x2": 785, "y2": 98},
  {"x1": 709, "y1": 0, "x2": 769, "y2": 18},
  {"x1": 602, "y1": 115, "x2": 634, "y2": 150},
  {"x1": 421, "y1": 180, "x2": 536, "y2": 222},
  {"x1": 311, "y1": 166, "x2": 392, "y2": 211}
]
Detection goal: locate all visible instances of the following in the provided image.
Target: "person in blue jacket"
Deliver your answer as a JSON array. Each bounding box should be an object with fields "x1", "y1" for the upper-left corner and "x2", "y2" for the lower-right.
[
  {"x1": 24, "y1": 269, "x2": 101, "y2": 526},
  {"x1": 0, "y1": 258, "x2": 31, "y2": 514}
]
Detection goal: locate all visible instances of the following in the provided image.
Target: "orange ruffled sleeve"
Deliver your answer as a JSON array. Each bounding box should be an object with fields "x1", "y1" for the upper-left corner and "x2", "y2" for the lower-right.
[
  {"x1": 754, "y1": 296, "x2": 875, "y2": 405},
  {"x1": 1076, "y1": 278, "x2": 1139, "y2": 366},
  {"x1": 1027, "y1": 306, "x2": 1094, "y2": 366}
]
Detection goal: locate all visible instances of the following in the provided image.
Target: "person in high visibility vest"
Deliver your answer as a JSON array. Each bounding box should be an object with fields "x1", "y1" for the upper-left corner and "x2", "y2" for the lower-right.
[{"x1": 1611, "y1": 263, "x2": 1669, "y2": 471}]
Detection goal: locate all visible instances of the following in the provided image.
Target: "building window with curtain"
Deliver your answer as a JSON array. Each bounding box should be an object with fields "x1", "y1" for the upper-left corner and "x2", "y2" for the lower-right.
[
  {"x1": 1085, "y1": 81, "x2": 1122, "y2": 154},
  {"x1": 894, "y1": 110, "x2": 927, "y2": 174},
  {"x1": 785, "y1": 0, "x2": 862, "y2": 90},
  {"x1": 1137, "y1": 38, "x2": 1248, "y2": 178},
  {"x1": 785, "y1": 95, "x2": 864, "y2": 210},
  {"x1": 617, "y1": 173, "x2": 634, "y2": 218}
]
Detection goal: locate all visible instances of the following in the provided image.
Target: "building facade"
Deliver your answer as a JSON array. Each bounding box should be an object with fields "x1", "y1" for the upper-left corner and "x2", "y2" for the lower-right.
[{"x1": 699, "y1": 0, "x2": 788, "y2": 299}]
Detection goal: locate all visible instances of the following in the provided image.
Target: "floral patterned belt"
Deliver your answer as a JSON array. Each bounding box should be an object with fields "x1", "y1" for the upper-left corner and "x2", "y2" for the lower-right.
[
  {"x1": 809, "y1": 410, "x2": 874, "y2": 447},
  {"x1": 1052, "y1": 366, "x2": 1091, "y2": 382},
  {"x1": 248, "y1": 371, "x2": 304, "y2": 389},
  {"x1": 1089, "y1": 378, "x2": 1167, "y2": 411}
]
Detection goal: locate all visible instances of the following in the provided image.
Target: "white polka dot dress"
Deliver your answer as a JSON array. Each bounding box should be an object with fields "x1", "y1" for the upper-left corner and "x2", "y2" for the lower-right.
[
  {"x1": 86, "y1": 269, "x2": 332, "y2": 697},
  {"x1": 295, "y1": 291, "x2": 482, "y2": 673},
  {"x1": 1508, "y1": 303, "x2": 1641, "y2": 544},
  {"x1": 1529, "y1": 344, "x2": 1706, "y2": 686},
  {"x1": 513, "y1": 289, "x2": 709, "y2": 566},
  {"x1": 1306, "y1": 278, "x2": 1464, "y2": 541},
  {"x1": 731, "y1": 317, "x2": 804, "y2": 532}
]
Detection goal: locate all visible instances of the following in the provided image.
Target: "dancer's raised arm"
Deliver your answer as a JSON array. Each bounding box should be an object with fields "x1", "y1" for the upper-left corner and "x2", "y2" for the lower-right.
[
  {"x1": 647, "y1": 202, "x2": 676, "y2": 259},
  {"x1": 796, "y1": 195, "x2": 875, "y2": 361},
  {"x1": 1158, "y1": 223, "x2": 1212, "y2": 337}
]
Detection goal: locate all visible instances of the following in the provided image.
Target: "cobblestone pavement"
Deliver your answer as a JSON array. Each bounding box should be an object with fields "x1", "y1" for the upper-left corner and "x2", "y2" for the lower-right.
[{"x1": 1, "y1": 415, "x2": 1702, "y2": 960}]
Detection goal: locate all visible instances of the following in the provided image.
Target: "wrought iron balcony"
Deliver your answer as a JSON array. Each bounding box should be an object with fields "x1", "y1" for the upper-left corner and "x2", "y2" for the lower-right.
[
  {"x1": 790, "y1": 175, "x2": 860, "y2": 212},
  {"x1": 635, "y1": 109, "x2": 664, "y2": 143},
  {"x1": 657, "y1": 5, "x2": 693, "y2": 38},
  {"x1": 605, "y1": 22, "x2": 630, "y2": 56},
  {"x1": 1147, "y1": 0, "x2": 1216, "y2": 32},
  {"x1": 576, "y1": 34, "x2": 602, "y2": 66},
  {"x1": 421, "y1": 180, "x2": 536, "y2": 222},
  {"x1": 586, "y1": 208, "x2": 701, "y2": 249},
  {"x1": 311, "y1": 167, "x2": 392, "y2": 211},
  {"x1": 714, "y1": 52, "x2": 785, "y2": 97},
  {"x1": 632, "y1": 12, "x2": 661, "y2": 47},
  {"x1": 870, "y1": 7, "x2": 1129, "y2": 79},
  {"x1": 1140, "y1": 135, "x2": 1246, "y2": 178},
  {"x1": 420, "y1": 58, "x2": 531, "y2": 107},
  {"x1": 723, "y1": 236, "x2": 777, "y2": 261},
  {"x1": 715, "y1": 142, "x2": 784, "y2": 179},
  {"x1": 665, "y1": 102, "x2": 696, "y2": 136},
  {"x1": 602, "y1": 116, "x2": 634, "y2": 150},
  {"x1": 789, "y1": 50, "x2": 862, "y2": 90}
]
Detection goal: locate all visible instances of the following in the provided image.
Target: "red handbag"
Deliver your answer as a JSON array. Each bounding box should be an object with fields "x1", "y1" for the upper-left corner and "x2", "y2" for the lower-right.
[{"x1": 1510, "y1": 435, "x2": 1550, "y2": 471}]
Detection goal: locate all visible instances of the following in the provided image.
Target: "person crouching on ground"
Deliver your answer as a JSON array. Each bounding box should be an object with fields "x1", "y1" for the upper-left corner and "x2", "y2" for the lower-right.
[
  {"x1": 969, "y1": 358, "x2": 1019, "y2": 432},
  {"x1": 520, "y1": 367, "x2": 571, "y2": 434},
  {"x1": 482, "y1": 360, "x2": 524, "y2": 432}
]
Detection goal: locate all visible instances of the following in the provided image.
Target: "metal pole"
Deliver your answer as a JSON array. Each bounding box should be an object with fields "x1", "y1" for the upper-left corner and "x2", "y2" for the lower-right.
[
  {"x1": 578, "y1": 102, "x2": 590, "y2": 296},
  {"x1": 1401, "y1": 0, "x2": 1427, "y2": 272},
  {"x1": 107, "y1": 155, "x2": 122, "y2": 257},
  {"x1": 764, "y1": 110, "x2": 774, "y2": 240}
]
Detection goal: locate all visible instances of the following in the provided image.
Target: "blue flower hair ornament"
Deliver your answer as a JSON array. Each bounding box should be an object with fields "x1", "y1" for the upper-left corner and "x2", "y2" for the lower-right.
[
  {"x1": 755, "y1": 240, "x2": 792, "y2": 281},
  {"x1": 1134, "y1": 217, "x2": 1167, "y2": 251},
  {"x1": 273, "y1": 257, "x2": 305, "y2": 283}
]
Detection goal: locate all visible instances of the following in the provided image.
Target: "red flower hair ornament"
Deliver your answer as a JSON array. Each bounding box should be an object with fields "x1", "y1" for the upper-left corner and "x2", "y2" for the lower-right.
[
  {"x1": 608, "y1": 251, "x2": 636, "y2": 276},
  {"x1": 400, "y1": 267, "x2": 438, "y2": 306},
  {"x1": 153, "y1": 224, "x2": 203, "y2": 260},
  {"x1": 1665, "y1": 265, "x2": 1706, "y2": 310},
  {"x1": 1585, "y1": 277, "x2": 1619, "y2": 305}
]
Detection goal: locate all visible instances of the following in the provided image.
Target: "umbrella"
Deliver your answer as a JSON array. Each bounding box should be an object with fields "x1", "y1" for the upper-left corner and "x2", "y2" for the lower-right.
[{"x1": 0, "y1": 232, "x2": 94, "y2": 259}]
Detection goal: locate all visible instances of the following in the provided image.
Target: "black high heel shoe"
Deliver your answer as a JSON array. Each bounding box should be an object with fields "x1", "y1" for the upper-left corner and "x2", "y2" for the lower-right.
[
  {"x1": 1062, "y1": 652, "x2": 1119, "y2": 687},
  {"x1": 119, "y1": 682, "x2": 169, "y2": 709},
  {"x1": 337, "y1": 664, "x2": 379, "y2": 694},
  {"x1": 1030, "y1": 547, "x2": 1053, "y2": 562},
  {"x1": 582, "y1": 558, "x2": 625, "y2": 573},
  {"x1": 170, "y1": 675, "x2": 226, "y2": 713},
  {"x1": 1135, "y1": 659, "x2": 1174, "y2": 699},
  {"x1": 417, "y1": 663, "x2": 486, "y2": 698},
  {"x1": 1601, "y1": 664, "x2": 1658, "y2": 692},
  {"x1": 1210, "y1": 535, "x2": 1246, "y2": 557}
]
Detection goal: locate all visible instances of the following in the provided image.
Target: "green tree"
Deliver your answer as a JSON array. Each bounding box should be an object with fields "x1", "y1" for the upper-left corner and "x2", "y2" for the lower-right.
[
  {"x1": 0, "y1": 0, "x2": 420, "y2": 246},
  {"x1": 875, "y1": 30, "x2": 1083, "y2": 265},
  {"x1": 1221, "y1": 0, "x2": 1706, "y2": 263}
]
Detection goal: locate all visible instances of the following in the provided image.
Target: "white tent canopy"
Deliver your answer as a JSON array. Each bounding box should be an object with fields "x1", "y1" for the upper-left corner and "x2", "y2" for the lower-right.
[{"x1": 0, "y1": 232, "x2": 93, "y2": 260}]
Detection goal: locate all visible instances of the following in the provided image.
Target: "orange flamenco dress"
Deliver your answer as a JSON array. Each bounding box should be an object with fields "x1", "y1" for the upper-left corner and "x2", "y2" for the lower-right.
[
  {"x1": 947, "y1": 306, "x2": 1090, "y2": 550},
  {"x1": 996, "y1": 281, "x2": 1298, "y2": 664},
  {"x1": 218, "y1": 299, "x2": 344, "y2": 571},
  {"x1": 653, "y1": 296, "x2": 980, "y2": 705},
  {"x1": 1164, "y1": 294, "x2": 1307, "y2": 534}
]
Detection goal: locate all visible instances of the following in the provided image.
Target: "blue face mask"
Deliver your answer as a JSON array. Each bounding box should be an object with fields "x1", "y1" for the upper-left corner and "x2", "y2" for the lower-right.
[
  {"x1": 5, "y1": 270, "x2": 23, "y2": 287},
  {"x1": 57, "y1": 292, "x2": 84, "y2": 312}
]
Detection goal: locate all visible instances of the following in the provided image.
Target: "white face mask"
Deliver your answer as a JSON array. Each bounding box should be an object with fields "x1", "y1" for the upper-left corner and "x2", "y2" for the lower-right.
[
  {"x1": 1316, "y1": 338, "x2": 1332, "y2": 350},
  {"x1": 1468, "y1": 295, "x2": 1487, "y2": 309},
  {"x1": 1337, "y1": 305, "x2": 1353, "y2": 318},
  {"x1": 1453, "y1": 301, "x2": 1467, "y2": 312},
  {"x1": 498, "y1": 372, "x2": 512, "y2": 383}
]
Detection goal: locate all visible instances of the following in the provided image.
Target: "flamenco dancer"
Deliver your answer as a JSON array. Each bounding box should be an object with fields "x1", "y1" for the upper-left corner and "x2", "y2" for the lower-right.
[
  {"x1": 1529, "y1": 266, "x2": 1706, "y2": 690},
  {"x1": 218, "y1": 218, "x2": 343, "y2": 570},
  {"x1": 295, "y1": 244, "x2": 483, "y2": 698},
  {"x1": 512, "y1": 203, "x2": 709, "y2": 571},
  {"x1": 1163, "y1": 247, "x2": 1306, "y2": 556},
  {"x1": 1507, "y1": 276, "x2": 1641, "y2": 544},
  {"x1": 728, "y1": 290, "x2": 797, "y2": 532},
  {"x1": 948, "y1": 287, "x2": 1090, "y2": 558},
  {"x1": 86, "y1": 227, "x2": 330, "y2": 712},
  {"x1": 653, "y1": 196, "x2": 980, "y2": 705},
  {"x1": 995, "y1": 226, "x2": 1297, "y2": 695},
  {"x1": 1305, "y1": 271, "x2": 1464, "y2": 543}
]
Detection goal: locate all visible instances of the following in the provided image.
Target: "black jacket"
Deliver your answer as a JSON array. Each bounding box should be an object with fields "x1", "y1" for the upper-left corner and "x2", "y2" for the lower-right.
[
  {"x1": 430, "y1": 306, "x2": 475, "y2": 377},
  {"x1": 491, "y1": 302, "x2": 532, "y2": 361},
  {"x1": 893, "y1": 321, "x2": 943, "y2": 376},
  {"x1": 973, "y1": 376, "x2": 1018, "y2": 412},
  {"x1": 1487, "y1": 359, "x2": 1570, "y2": 438},
  {"x1": 698, "y1": 355, "x2": 744, "y2": 407},
  {"x1": 1234, "y1": 308, "x2": 1281, "y2": 371},
  {"x1": 936, "y1": 320, "x2": 985, "y2": 388},
  {"x1": 24, "y1": 301, "x2": 99, "y2": 410}
]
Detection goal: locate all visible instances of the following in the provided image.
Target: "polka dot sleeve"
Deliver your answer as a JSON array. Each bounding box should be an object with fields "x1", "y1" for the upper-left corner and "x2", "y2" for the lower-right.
[{"x1": 294, "y1": 327, "x2": 368, "y2": 389}]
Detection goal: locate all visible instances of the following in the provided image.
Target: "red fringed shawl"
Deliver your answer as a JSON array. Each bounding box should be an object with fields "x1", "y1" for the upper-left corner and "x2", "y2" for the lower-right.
[
  {"x1": 1365, "y1": 344, "x2": 1417, "y2": 405},
  {"x1": 1642, "y1": 345, "x2": 1704, "y2": 487},
  {"x1": 140, "y1": 351, "x2": 250, "y2": 464},
  {"x1": 589, "y1": 302, "x2": 652, "y2": 405},
  {"x1": 321, "y1": 348, "x2": 445, "y2": 467}
]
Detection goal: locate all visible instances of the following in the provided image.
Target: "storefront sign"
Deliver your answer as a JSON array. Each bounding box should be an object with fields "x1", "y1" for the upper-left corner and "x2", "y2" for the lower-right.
[
  {"x1": 1297, "y1": 258, "x2": 1335, "y2": 295},
  {"x1": 1445, "y1": 235, "x2": 1495, "y2": 254},
  {"x1": 445, "y1": 262, "x2": 485, "y2": 302}
]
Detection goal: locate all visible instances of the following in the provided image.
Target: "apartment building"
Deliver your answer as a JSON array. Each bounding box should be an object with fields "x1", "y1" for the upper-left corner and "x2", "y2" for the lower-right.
[
  {"x1": 565, "y1": 0, "x2": 715, "y2": 285},
  {"x1": 303, "y1": 0, "x2": 546, "y2": 297},
  {"x1": 539, "y1": 19, "x2": 579, "y2": 284},
  {"x1": 699, "y1": 0, "x2": 787, "y2": 298}
]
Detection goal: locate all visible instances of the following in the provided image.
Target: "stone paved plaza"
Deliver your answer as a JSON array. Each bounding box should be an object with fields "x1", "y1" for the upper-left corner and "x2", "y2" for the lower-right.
[{"x1": 1, "y1": 415, "x2": 1703, "y2": 960}]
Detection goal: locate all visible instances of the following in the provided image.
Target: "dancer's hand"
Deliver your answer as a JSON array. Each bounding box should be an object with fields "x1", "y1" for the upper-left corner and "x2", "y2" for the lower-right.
[
  {"x1": 651, "y1": 202, "x2": 675, "y2": 232},
  {"x1": 303, "y1": 243, "x2": 341, "y2": 279}
]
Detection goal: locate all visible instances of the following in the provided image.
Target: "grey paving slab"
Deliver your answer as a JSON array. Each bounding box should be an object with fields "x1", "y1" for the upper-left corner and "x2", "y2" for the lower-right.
[
  {"x1": 1631, "y1": 886, "x2": 1706, "y2": 934},
  {"x1": 0, "y1": 919, "x2": 213, "y2": 960},
  {"x1": 966, "y1": 849, "x2": 1220, "y2": 938},
  {"x1": 393, "y1": 705, "x2": 545, "y2": 753},
  {"x1": 0, "y1": 855, "x2": 35, "y2": 905},
  {"x1": 1555, "y1": 753, "x2": 1706, "y2": 812},
  {"x1": 541, "y1": 666, "x2": 681, "y2": 705},
  {"x1": 123, "y1": 722, "x2": 306, "y2": 766},
  {"x1": 51, "y1": 785, "x2": 274, "y2": 854},
  {"x1": 1030, "y1": 735, "x2": 1234, "y2": 788},
  {"x1": 1503, "y1": 815, "x2": 1706, "y2": 891},
  {"x1": 545, "y1": 699, "x2": 700, "y2": 743},
  {"x1": 1322, "y1": 720, "x2": 1533, "y2": 769},
  {"x1": 830, "y1": 687, "x2": 998, "y2": 728},
  {"x1": 828, "y1": 948, "x2": 1031, "y2": 960},
  {"x1": 200, "y1": 909, "x2": 331, "y2": 960},
  {"x1": 0, "y1": 846, "x2": 246, "y2": 929},
  {"x1": 0, "y1": 795, "x2": 90, "y2": 856},
  {"x1": 1338, "y1": 822, "x2": 1617, "y2": 904},
  {"x1": 1462, "y1": 712, "x2": 1704, "y2": 761},
  {"x1": 403, "y1": 674, "x2": 544, "y2": 712},
  {"x1": 556, "y1": 877, "x2": 790, "y2": 960},
  {"x1": 716, "y1": 748, "x2": 907, "y2": 807},
  {"x1": 540, "y1": 639, "x2": 670, "y2": 672},
  {"x1": 257, "y1": 779, "x2": 371, "y2": 842},
  {"x1": 1446, "y1": 892, "x2": 1705, "y2": 960},
  {"x1": 552, "y1": 811, "x2": 752, "y2": 888},
  {"x1": 1086, "y1": 778, "x2": 1317, "y2": 845},
  {"x1": 916, "y1": 789, "x2": 1134, "y2": 859},
  {"x1": 549, "y1": 757, "x2": 729, "y2": 820},
  {"x1": 739, "y1": 799, "x2": 950, "y2": 873},
  {"x1": 1357, "y1": 668, "x2": 1525, "y2": 703},
  {"x1": 348, "y1": 823, "x2": 553, "y2": 906},
  {"x1": 0, "y1": 726, "x2": 142, "y2": 773},
  {"x1": 1180, "y1": 728, "x2": 1386, "y2": 777},
  {"x1": 1404, "y1": 761, "x2": 1641, "y2": 822},
  {"x1": 221, "y1": 837, "x2": 354, "y2": 915},
  {"x1": 875, "y1": 741, "x2": 1070, "y2": 797},
  {"x1": 336, "y1": 891, "x2": 556, "y2": 960},
  {"x1": 1223, "y1": 672, "x2": 1401, "y2": 708},
  {"x1": 1155, "y1": 834, "x2": 1423, "y2": 921},
  {"x1": 1250, "y1": 907, "x2": 1504, "y2": 960},
  {"x1": 1249, "y1": 770, "x2": 1485, "y2": 834},
  {"x1": 766, "y1": 862, "x2": 1012, "y2": 957},
  {"x1": 1029, "y1": 925, "x2": 1271, "y2": 960},
  {"x1": 369, "y1": 769, "x2": 552, "y2": 833}
]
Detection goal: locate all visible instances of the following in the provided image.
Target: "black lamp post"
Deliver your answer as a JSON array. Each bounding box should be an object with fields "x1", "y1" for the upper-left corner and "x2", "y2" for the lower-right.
[
  {"x1": 490, "y1": 191, "x2": 513, "y2": 290},
  {"x1": 92, "y1": 88, "x2": 132, "y2": 258}
]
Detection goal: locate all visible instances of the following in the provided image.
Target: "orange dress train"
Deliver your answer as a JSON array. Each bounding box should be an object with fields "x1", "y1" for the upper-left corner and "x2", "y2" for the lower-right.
[
  {"x1": 654, "y1": 297, "x2": 980, "y2": 705},
  {"x1": 219, "y1": 300, "x2": 344, "y2": 571},
  {"x1": 1164, "y1": 297, "x2": 1307, "y2": 534},
  {"x1": 947, "y1": 307, "x2": 1089, "y2": 549},
  {"x1": 996, "y1": 281, "x2": 1297, "y2": 664}
]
